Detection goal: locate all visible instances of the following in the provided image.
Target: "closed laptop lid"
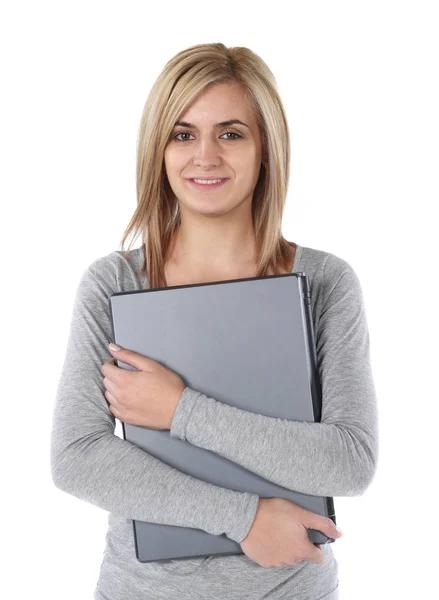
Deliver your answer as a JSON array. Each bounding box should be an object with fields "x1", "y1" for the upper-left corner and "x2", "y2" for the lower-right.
[{"x1": 108, "y1": 272, "x2": 335, "y2": 562}]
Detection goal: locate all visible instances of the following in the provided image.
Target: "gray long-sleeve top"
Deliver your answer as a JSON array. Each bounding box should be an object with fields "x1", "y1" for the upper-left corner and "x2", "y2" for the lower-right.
[{"x1": 50, "y1": 242, "x2": 379, "y2": 600}]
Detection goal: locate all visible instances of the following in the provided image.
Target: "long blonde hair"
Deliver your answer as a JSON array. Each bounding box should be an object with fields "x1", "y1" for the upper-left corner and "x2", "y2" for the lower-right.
[{"x1": 119, "y1": 42, "x2": 295, "y2": 289}]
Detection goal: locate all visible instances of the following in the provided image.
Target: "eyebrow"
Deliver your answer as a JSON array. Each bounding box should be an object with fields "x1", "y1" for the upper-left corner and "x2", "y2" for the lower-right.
[{"x1": 174, "y1": 119, "x2": 250, "y2": 129}]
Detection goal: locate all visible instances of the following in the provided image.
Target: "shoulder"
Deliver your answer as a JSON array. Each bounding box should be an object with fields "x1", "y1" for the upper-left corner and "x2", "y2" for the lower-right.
[
  {"x1": 82, "y1": 246, "x2": 146, "y2": 293},
  {"x1": 299, "y1": 242, "x2": 361, "y2": 283},
  {"x1": 296, "y1": 243, "x2": 365, "y2": 317}
]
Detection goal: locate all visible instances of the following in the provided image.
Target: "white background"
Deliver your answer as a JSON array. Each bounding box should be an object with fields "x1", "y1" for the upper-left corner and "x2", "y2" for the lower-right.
[{"x1": 1, "y1": 1, "x2": 437, "y2": 598}]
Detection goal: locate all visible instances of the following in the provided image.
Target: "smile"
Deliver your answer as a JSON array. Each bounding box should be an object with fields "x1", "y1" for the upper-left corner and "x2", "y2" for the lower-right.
[{"x1": 188, "y1": 178, "x2": 229, "y2": 189}]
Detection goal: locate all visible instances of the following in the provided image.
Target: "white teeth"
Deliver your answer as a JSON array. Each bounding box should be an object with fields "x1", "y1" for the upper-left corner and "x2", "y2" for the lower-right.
[{"x1": 193, "y1": 178, "x2": 223, "y2": 185}]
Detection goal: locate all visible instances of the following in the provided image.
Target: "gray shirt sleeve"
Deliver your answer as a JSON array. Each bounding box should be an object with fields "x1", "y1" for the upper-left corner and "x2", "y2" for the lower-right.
[
  {"x1": 170, "y1": 253, "x2": 379, "y2": 497},
  {"x1": 50, "y1": 255, "x2": 259, "y2": 544}
]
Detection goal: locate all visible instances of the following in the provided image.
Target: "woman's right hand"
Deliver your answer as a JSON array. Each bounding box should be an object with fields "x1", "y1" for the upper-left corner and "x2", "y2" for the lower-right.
[{"x1": 240, "y1": 498, "x2": 343, "y2": 568}]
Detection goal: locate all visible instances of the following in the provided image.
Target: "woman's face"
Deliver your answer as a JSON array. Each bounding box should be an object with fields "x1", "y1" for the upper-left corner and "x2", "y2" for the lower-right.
[{"x1": 164, "y1": 82, "x2": 263, "y2": 218}]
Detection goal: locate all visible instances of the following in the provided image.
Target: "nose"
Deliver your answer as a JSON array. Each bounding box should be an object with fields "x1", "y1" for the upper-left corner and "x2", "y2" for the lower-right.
[{"x1": 194, "y1": 136, "x2": 221, "y2": 169}]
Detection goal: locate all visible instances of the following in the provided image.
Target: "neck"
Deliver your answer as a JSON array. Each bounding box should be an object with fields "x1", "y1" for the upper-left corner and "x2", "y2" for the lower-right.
[{"x1": 168, "y1": 222, "x2": 258, "y2": 273}]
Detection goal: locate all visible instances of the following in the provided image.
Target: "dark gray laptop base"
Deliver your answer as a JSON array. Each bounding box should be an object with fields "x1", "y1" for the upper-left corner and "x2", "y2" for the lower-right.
[{"x1": 108, "y1": 272, "x2": 336, "y2": 563}]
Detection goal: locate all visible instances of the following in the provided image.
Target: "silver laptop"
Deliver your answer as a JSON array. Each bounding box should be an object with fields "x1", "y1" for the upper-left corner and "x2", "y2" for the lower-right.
[{"x1": 108, "y1": 272, "x2": 337, "y2": 563}]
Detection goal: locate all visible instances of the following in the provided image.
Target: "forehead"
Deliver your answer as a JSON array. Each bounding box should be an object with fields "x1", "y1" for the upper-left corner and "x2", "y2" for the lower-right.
[{"x1": 178, "y1": 82, "x2": 256, "y2": 125}]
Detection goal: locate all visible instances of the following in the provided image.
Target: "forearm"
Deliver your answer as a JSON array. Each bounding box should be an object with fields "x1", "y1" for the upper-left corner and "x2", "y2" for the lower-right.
[
  {"x1": 170, "y1": 255, "x2": 379, "y2": 498},
  {"x1": 51, "y1": 424, "x2": 259, "y2": 543},
  {"x1": 170, "y1": 385, "x2": 377, "y2": 497}
]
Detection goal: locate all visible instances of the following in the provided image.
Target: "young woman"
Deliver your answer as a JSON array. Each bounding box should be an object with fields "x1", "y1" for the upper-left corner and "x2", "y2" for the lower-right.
[{"x1": 50, "y1": 42, "x2": 378, "y2": 600}]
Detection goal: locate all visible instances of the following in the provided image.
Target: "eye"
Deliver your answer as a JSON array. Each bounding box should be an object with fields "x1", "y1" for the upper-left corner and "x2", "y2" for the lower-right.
[
  {"x1": 173, "y1": 132, "x2": 194, "y2": 142},
  {"x1": 172, "y1": 131, "x2": 243, "y2": 142},
  {"x1": 221, "y1": 132, "x2": 242, "y2": 140}
]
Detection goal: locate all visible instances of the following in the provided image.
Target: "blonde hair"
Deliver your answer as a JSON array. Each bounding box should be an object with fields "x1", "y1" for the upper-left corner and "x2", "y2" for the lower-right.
[{"x1": 119, "y1": 42, "x2": 295, "y2": 289}]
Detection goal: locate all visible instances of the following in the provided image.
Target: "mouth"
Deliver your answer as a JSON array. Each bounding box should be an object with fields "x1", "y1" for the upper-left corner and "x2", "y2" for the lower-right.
[{"x1": 187, "y1": 177, "x2": 229, "y2": 190}]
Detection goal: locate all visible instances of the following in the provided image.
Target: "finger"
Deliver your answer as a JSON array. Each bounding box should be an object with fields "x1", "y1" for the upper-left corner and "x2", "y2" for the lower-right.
[
  {"x1": 108, "y1": 345, "x2": 154, "y2": 372},
  {"x1": 104, "y1": 390, "x2": 122, "y2": 411},
  {"x1": 108, "y1": 401, "x2": 122, "y2": 420},
  {"x1": 100, "y1": 358, "x2": 115, "y2": 375},
  {"x1": 102, "y1": 359, "x2": 135, "y2": 385},
  {"x1": 307, "y1": 543, "x2": 324, "y2": 564},
  {"x1": 307, "y1": 515, "x2": 340, "y2": 542},
  {"x1": 102, "y1": 376, "x2": 119, "y2": 397}
]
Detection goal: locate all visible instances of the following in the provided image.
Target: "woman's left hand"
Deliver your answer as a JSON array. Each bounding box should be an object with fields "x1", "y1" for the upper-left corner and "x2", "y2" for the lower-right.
[{"x1": 101, "y1": 344, "x2": 186, "y2": 430}]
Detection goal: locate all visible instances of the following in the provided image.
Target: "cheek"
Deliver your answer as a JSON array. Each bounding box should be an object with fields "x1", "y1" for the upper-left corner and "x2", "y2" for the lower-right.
[
  {"x1": 234, "y1": 152, "x2": 261, "y2": 181},
  {"x1": 164, "y1": 149, "x2": 186, "y2": 180},
  {"x1": 233, "y1": 143, "x2": 260, "y2": 168}
]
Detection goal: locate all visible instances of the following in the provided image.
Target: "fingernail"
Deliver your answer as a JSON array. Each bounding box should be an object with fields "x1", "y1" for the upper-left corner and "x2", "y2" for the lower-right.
[
  {"x1": 336, "y1": 527, "x2": 343, "y2": 536},
  {"x1": 109, "y1": 343, "x2": 121, "y2": 351}
]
